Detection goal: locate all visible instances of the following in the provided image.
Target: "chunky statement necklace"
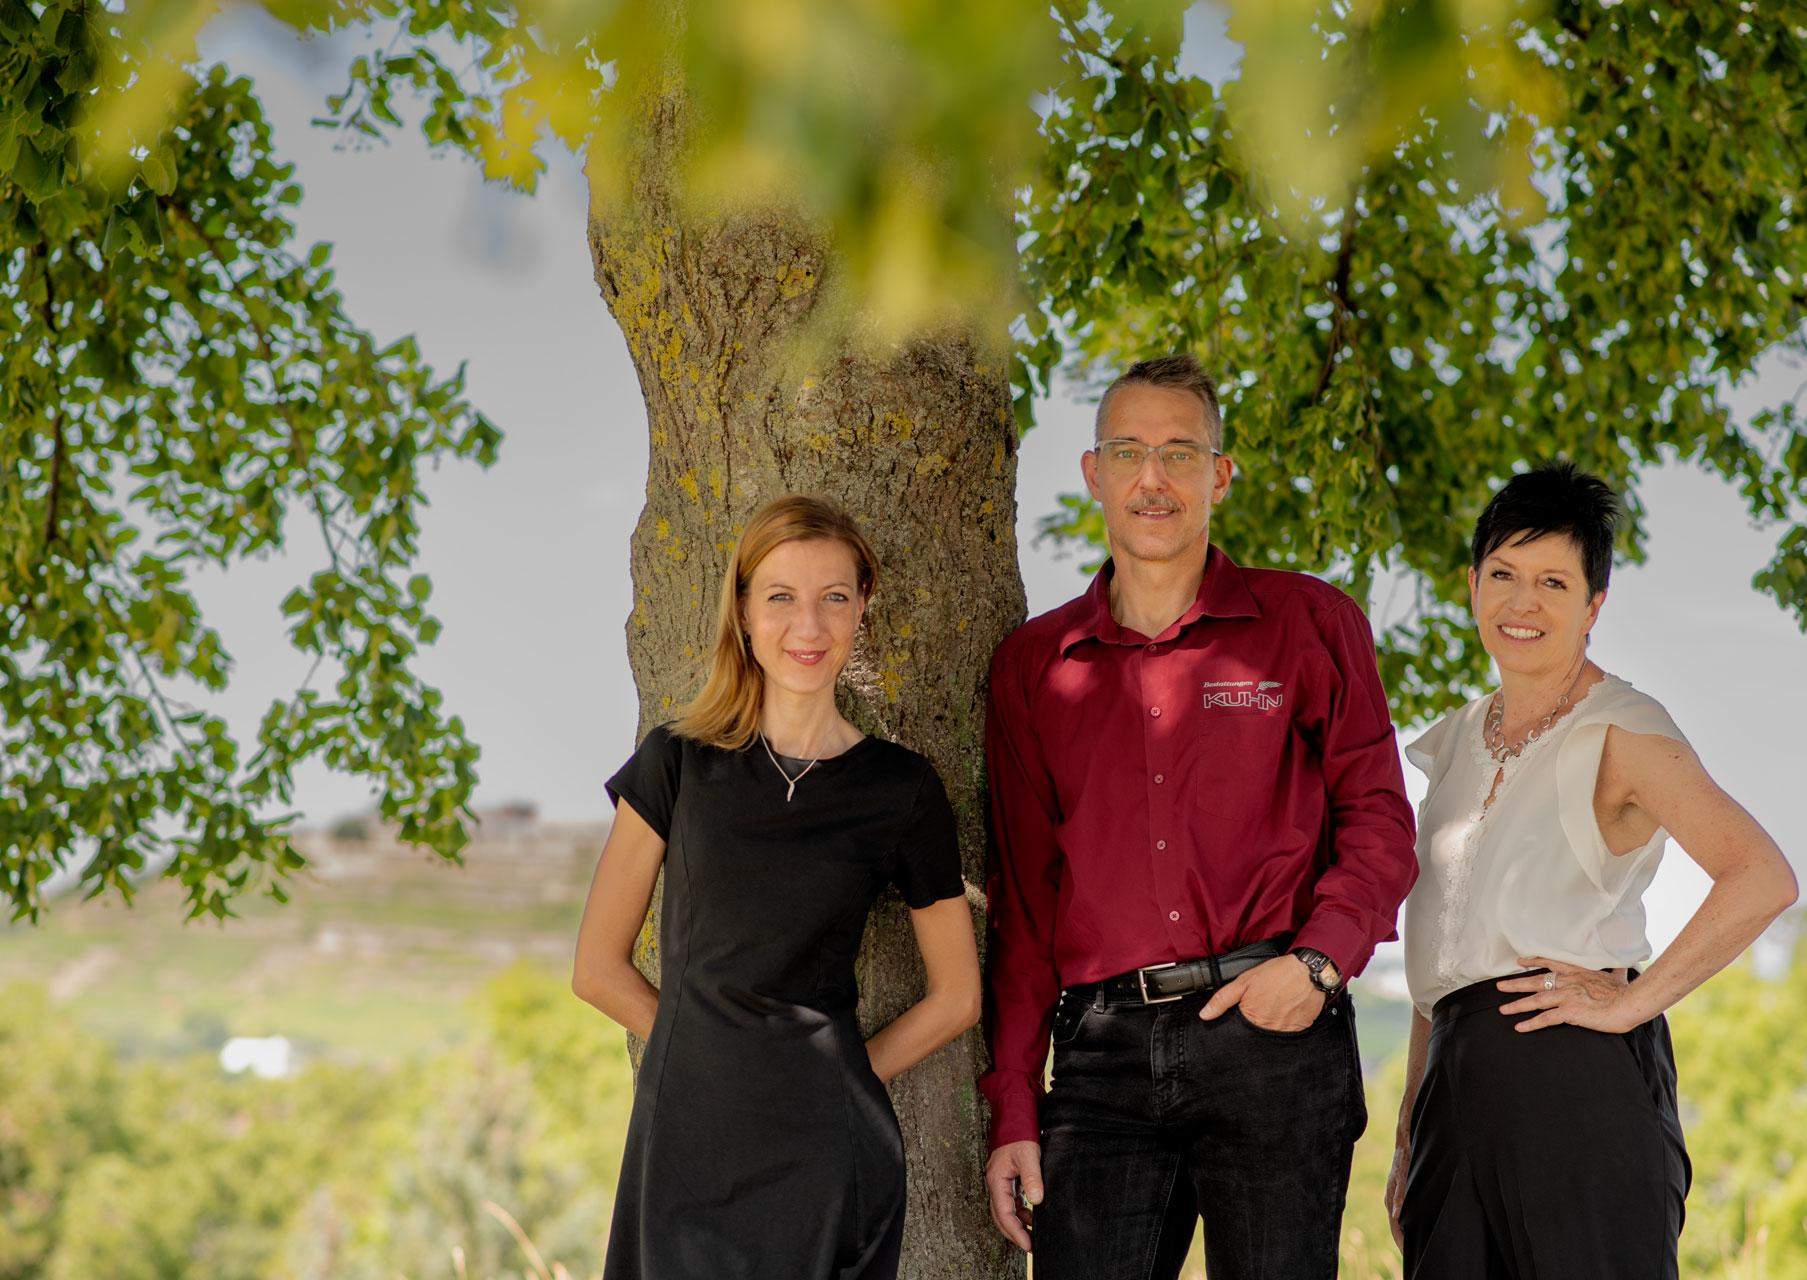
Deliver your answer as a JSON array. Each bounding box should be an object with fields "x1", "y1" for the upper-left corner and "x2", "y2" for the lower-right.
[
  {"x1": 758, "y1": 732, "x2": 818, "y2": 802},
  {"x1": 1483, "y1": 663, "x2": 1589, "y2": 764}
]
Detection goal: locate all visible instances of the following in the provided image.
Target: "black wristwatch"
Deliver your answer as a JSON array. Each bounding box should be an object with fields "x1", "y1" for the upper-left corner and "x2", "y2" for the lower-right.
[{"x1": 1291, "y1": 947, "x2": 1344, "y2": 994}]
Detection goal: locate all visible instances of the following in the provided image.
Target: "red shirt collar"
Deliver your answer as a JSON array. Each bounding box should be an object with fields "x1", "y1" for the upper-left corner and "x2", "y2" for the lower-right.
[{"x1": 1059, "y1": 544, "x2": 1261, "y2": 654}]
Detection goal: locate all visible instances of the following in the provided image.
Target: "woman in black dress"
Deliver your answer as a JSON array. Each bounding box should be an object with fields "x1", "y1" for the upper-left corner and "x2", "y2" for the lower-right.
[{"x1": 573, "y1": 494, "x2": 982, "y2": 1280}]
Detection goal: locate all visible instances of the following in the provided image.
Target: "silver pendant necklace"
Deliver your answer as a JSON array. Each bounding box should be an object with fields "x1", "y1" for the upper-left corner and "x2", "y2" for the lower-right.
[
  {"x1": 758, "y1": 732, "x2": 818, "y2": 802},
  {"x1": 1484, "y1": 660, "x2": 1589, "y2": 763}
]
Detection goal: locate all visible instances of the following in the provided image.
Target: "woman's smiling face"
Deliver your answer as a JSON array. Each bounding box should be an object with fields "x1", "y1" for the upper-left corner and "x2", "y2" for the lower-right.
[
  {"x1": 741, "y1": 538, "x2": 865, "y2": 700},
  {"x1": 1469, "y1": 532, "x2": 1605, "y2": 679}
]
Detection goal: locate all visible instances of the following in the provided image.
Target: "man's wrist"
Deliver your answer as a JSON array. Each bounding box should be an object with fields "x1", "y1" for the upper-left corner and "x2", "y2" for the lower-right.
[{"x1": 1291, "y1": 946, "x2": 1344, "y2": 993}]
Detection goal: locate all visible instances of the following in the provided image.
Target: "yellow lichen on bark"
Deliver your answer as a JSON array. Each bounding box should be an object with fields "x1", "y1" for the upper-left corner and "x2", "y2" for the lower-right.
[
  {"x1": 632, "y1": 913, "x2": 658, "y2": 970},
  {"x1": 597, "y1": 225, "x2": 668, "y2": 360},
  {"x1": 778, "y1": 260, "x2": 817, "y2": 300}
]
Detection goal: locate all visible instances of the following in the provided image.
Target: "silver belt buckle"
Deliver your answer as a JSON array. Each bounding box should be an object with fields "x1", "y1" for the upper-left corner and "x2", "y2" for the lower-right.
[{"x1": 1137, "y1": 961, "x2": 1182, "y2": 1004}]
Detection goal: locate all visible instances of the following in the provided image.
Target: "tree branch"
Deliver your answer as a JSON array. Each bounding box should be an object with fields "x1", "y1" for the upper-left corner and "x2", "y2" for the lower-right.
[
  {"x1": 37, "y1": 241, "x2": 65, "y2": 550},
  {"x1": 1310, "y1": 214, "x2": 1357, "y2": 404},
  {"x1": 160, "y1": 197, "x2": 280, "y2": 369}
]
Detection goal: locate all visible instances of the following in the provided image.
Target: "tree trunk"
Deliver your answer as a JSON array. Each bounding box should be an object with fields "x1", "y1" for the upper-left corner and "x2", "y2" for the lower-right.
[{"x1": 589, "y1": 92, "x2": 1026, "y2": 1279}]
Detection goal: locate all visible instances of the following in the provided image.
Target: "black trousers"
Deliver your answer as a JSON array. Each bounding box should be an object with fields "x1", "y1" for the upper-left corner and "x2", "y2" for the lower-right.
[
  {"x1": 1402, "y1": 974, "x2": 1691, "y2": 1280},
  {"x1": 1033, "y1": 984, "x2": 1366, "y2": 1280}
]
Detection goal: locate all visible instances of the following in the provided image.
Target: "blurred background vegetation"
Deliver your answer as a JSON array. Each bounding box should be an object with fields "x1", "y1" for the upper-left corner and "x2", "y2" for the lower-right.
[{"x1": 2, "y1": 832, "x2": 1803, "y2": 1278}]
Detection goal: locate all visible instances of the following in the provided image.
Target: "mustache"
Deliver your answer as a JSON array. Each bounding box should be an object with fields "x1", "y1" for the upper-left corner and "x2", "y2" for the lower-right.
[{"x1": 1127, "y1": 500, "x2": 1181, "y2": 514}]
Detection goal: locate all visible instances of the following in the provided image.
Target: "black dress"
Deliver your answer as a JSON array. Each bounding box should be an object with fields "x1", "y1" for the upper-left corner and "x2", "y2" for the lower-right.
[{"x1": 602, "y1": 724, "x2": 965, "y2": 1280}]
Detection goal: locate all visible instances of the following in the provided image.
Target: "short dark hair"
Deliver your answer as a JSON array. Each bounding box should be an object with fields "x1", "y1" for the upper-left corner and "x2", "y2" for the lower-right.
[
  {"x1": 1095, "y1": 353, "x2": 1224, "y2": 449},
  {"x1": 1471, "y1": 461, "x2": 1622, "y2": 597}
]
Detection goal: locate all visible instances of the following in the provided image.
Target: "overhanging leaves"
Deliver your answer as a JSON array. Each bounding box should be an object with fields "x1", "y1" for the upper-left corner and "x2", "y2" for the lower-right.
[{"x1": 0, "y1": 1, "x2": 498, "y2": 920}]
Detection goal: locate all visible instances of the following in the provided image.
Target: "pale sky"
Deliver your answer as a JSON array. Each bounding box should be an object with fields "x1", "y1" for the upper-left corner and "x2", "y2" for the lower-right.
[{"x1": 171, "y1": 9, "x2": 1805, "y2": 960}]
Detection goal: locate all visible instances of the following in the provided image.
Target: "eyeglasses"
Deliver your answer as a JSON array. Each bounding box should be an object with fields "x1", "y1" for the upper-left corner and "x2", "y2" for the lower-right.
[{"x1": 1093, "y1": 438, "x2": 1222, "y2": 479}]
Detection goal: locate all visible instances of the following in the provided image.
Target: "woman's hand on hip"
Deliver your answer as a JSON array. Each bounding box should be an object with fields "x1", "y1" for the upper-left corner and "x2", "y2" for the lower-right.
[{"x1": 1496, "y1": 957, "x2": 1639, "y2": 1033}]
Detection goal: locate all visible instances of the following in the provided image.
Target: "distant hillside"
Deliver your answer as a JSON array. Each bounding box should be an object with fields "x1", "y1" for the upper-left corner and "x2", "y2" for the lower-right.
[
  {"x1": 1, "y1": 806, "x2": 1420, "y2": 1069},
  {"x1": 0, "y1": 808, "x2": 608, "y2": 1063}
]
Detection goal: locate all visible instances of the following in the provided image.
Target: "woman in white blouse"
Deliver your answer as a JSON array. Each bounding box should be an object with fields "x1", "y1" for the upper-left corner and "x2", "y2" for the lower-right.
[{"x1": 1385, "y1": 462, "x2": 1797, "y2": 1279}]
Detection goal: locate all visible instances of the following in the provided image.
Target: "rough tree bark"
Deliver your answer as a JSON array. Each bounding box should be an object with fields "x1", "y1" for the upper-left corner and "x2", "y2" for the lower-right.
[{"x1": 588, "y1": 92, "x2": 1027, "y2": 1278}]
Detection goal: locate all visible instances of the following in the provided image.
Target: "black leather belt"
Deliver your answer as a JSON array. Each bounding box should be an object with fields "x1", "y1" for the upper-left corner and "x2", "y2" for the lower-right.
[{"x1": 1065, "y1": 937, "x2": 1290, "y2": 1007}]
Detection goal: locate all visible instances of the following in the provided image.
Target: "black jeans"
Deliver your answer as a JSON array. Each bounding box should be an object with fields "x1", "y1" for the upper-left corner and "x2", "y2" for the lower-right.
[{"x1": 1034, "y1": 985, "x2": 1367, "y2": 1280}]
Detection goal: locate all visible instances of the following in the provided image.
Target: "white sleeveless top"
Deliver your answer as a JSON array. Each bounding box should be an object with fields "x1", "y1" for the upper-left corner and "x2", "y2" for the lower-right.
[{"x1": 1401, "y1": 673, "x2": 1689, "y2": 1018}]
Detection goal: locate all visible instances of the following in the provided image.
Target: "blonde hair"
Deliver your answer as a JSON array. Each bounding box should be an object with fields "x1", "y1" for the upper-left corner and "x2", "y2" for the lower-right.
[{"x1": 671, "y1": 495, "x2": 880, "y2": 750}]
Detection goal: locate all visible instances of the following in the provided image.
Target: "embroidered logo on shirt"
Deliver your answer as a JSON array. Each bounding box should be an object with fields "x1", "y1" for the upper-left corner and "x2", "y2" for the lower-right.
[{"x1": 1201, "y1": 678, "x2": 1285, "y2": 712}]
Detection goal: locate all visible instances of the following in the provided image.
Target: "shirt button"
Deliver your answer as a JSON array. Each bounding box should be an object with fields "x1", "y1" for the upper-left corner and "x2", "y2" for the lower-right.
[
  {"x1": 1169, "y1": 911, "x2": 1181, "y2": 922},
  {"x1": 1150, "y1": 706, "x2": 1161, "y2": 718},
  {"x1": 1154, "y1": 774, "x2": 1164, "y2": 784},
  {"x1": 1148, "y1": 644, "x2": 1162, "y2": 655},
  {"x1": 1156, "y1": 839, "x2": 1167, "y2": 850}
]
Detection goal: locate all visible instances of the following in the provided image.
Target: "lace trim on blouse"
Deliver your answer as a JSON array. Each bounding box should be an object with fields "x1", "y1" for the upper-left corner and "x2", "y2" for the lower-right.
[{"x1": 1431, "y1": 673, "x2": 1624, "y2": 989}]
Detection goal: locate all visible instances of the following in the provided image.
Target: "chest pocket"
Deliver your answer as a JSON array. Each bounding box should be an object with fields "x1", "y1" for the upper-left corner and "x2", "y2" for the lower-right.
[{"x1": 1195, "y1": 706, "x2": 1291, "y2": 821}]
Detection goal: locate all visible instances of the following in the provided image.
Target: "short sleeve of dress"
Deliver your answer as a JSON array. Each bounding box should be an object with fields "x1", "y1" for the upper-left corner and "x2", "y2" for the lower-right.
[
  {"x1": 606, "y1": 722, "x2": 683, "y2": 841},
  {"x1": 892, "y1": 765, "x2": 966, "y2": 909},
  {"x1": 1555, "y1": 689, "x2": 1690, "y2": 890}
]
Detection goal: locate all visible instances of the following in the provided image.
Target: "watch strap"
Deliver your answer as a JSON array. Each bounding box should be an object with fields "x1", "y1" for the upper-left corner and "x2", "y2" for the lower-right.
[{"x1": 1291, "y1": 946, "x2": 1343, "y2": 993}]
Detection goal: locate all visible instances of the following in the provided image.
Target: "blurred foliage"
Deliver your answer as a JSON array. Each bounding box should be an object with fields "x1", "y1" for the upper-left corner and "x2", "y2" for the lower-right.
[
  {"x1": 4, "y1": 955, "x2": 1806, "y2": 1277},
  {"x1": 66, "y1": 0, "x2": 1557, "y2": 345},
  {"x1": 0, "y1": 966, "x2": 626, "y2": 1280},
  {"x1": 284, "y1": 1046, "x2": 606, "y2": 1280},
  {"x1": 480, "y1": 958, "x2": 637, "y2": 1182},
  {"x1": 5, "y1": 0, "x2": 1806, "y2": 912},
  {"x1": 0, "y1": 985, "x2": 121, "y2": 1280},
  {"x1": 76, "y1": 0, "x2": 1065, "y2": 347},
  {"x1": 1020, "y1": 1, "x2": 1807, "y2": 725},
  {"x1": 0, "y1": 1, "x2": 498, "y2": 921},
  {"x1": 1670, "y1": 942, "x2": 1807, "y2": 1279},
  {"x1": 1219, "y1": 0, "x2": 1555, "y2": 225}
]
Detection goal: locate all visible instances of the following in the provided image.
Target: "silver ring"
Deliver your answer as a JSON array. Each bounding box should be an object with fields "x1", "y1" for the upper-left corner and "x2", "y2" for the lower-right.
[{"x1": 1542, "y1": 975, "x2": 1557, "y2": 991}]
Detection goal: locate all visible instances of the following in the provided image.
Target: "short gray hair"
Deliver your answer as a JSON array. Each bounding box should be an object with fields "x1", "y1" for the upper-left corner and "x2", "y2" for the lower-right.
[{"x1": 1094, "y1": 353, "x2": 1224, "y2": 449}]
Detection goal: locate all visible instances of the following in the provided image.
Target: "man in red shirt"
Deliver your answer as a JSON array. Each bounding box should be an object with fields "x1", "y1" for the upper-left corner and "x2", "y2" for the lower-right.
[{"x1": 980, "y1": 355, "x2": 1417, "y2": 1279}]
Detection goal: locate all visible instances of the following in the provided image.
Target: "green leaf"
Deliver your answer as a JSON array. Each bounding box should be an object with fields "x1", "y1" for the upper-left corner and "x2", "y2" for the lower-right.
[{"x1": 142, "y1": 146, "x2": 176, "y2": 196}]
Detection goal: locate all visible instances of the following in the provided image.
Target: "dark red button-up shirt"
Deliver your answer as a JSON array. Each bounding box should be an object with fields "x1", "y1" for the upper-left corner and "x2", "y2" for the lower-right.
[{"x1": 979, "y1": 546, "x2": 1417, "y2": 1148}]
